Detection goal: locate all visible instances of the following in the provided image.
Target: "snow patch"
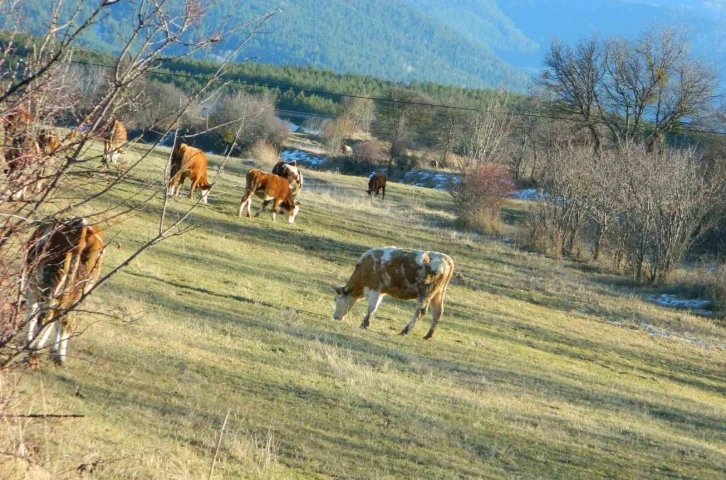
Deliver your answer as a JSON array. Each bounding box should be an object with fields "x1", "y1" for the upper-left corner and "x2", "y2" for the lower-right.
[
  {"x1": 510, "y1": 189, "x2": 542, "y2": 201},
  {"x1": 645, "y1": 294, "x2": 711, "y2": 315},
  {"x1": 280, "y1": 149, "x2": 326, "y2": 167}
]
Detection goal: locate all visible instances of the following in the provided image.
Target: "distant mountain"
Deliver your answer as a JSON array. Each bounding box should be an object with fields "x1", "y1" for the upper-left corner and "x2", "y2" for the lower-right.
[{"x1": 10, "y1": 1, "x2": 726, "y2": 91}]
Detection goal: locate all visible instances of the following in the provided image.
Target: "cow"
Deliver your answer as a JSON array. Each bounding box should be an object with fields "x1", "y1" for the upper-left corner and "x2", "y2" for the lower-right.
[
  {"x1": 341, "y1": 144, "x2": 353, "y2": 156},
  {"x1": 331, "y1": 247, "x2": 455, "y2": 340},
  {"x1": 238, "y1": 168, "x2": 300, "y2": 224},
  {"x1": 24, "y1": 218, "x2": 104, "y2": 365},
  {"x1": 367, "y1": 172, "x2": 386, "y2": 200},
  {"x1": 3, "y1": 105, "x2": 32, "y2": 136},
  {"x1": 429, "y1": 159, "x2": 441, "y2": 169},
  {"x1": 101, "y1": 120, "x2": 127, "y2": 167},
  {"x1": 271, "y1": 160, "x2": 304, "y2": 197},
  {"x1": 37, "y1": 129, "x2": 61, "y2": 156},
  {"x1": 168, "y1": 143, "x2": 212, "y2": 203},
  {"x1": 3, "y1": 129, "x2": 41, "y2": 200}
]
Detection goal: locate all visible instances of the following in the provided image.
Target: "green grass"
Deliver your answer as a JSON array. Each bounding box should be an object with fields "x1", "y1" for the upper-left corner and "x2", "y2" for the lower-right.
[{"x1": 7, "y1": 142, "x2": 726, "y2": 479}]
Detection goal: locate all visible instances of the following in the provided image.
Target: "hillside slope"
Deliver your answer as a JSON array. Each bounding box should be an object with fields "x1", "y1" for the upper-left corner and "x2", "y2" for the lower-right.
[
  {"x1": 15, "y1": 0, "x2": 529, "y2": 89},
  {"x1": 11, "y1": 141, "x2": 726, "y2": 478}
]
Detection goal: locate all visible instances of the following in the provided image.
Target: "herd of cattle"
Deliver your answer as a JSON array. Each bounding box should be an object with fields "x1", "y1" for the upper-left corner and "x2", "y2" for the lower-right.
[{"x1": 3, "y1": 116, "x2": 454, "y2": 365}]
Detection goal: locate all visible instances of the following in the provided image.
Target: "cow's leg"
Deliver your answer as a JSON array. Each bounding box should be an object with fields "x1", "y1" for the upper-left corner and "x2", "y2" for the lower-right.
[
  {"x1": 50, "y1": 315, "x2": 73, "y2": 365},
  {"x1": 201, "y1": 188, "x2": 210, "y2": 204},
  {"x1": 24, "y1": 286, "x2": 40, "y2": 346},
  {"x1": 189, "y1": 179, "x2": 198, "y2": 200},
  {"x1": 255, "y1": 199, "x2": 270, "y2": 218},
  {"x1": 238, "y1": 193, "x2": 253, "y2": 217},
  {"x1": 361, "y1": 290, "x2": 384, "y2": 329},
  {"x1": 270, "y1": 199, "x2": 281, "y2": 221},
  {"x1": 424, "y1": 290, "x2": 445, "y2": 340},
  {"x1": 400, "y1": 298, "x2": 428, "y2": 336},
  {"x1": 102, "y1": 142, "x2": 110, "y2": 167},
  {"x1": 381, "y1": 185, "x2": 385, "y2": 200}
]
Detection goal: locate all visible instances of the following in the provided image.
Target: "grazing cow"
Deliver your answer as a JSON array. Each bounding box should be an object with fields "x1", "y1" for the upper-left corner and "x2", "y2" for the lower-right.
[
  {"x1": 238, "y1": 168, "x2": 300, "y2": 224},
  {"x1": 429, "y1": 159, "x2": 441, "y2": 169},
  {"x1": 272, "y1": 160, "x2": 304, "y2": 197},
  {"x1": 367, "y1": 172, "x2": 386, "y2": 200},
  {"x1": 24, "y1": 218, "x2": 104, "y2": 365},
  {"x1": 331, "y1": 247, "x2": 455, "y2": 339},
  {"x1": 37, "y1": 129, "x2": 61, "y2": 155},
  {"x1": 101, "y1": 120, "x2": 127, "y2": 166},
  {"x1": 341, "y1": 144, "x2": 353, "y2": 156},
  {"x1": 3, "y1": 129, "x2": 40, "y2": 200},
  {"x1": 3, "y1": 105, "x2": 32, "y2": 136},
  {"x1": 168, "y1": 143, "x2": 212, "y2": 203}
]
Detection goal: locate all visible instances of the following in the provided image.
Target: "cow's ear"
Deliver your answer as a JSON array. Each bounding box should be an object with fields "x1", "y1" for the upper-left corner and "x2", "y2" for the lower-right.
[
  {"x1": 330, "y1": 283, "x2": 344, "y2": 295},
  {"x1": 289, "y1": 160, "x2": 297, "y2": 166}
]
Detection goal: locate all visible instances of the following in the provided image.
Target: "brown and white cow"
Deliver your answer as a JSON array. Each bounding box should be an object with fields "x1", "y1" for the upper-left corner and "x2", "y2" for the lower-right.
[
  {"x1": 341, "y1": 144, "x2": 353, "y2": 156},
  {"x1": 271, "y1": 160, "x2": 304, "y2": 197},
  {"x1": 24, "y1": 218, "x2": 104, "y2": 365},
  {"x1": 331, "y1": 247, "x2": 455, "y2": 339},
  {"x1": 367, "y1": 172, "x2": 386, "y2": 200},
  {"x1": 101, "y1": 120, "x2": 128, "y2": 167},
  {"x1": 238, "y1": 168, "x2": 300, "y2": 224},
  {"x1": 37, "y1": 128, "x2": 61, "y2": 156},
  {"x1": 168, "y1": 143, "x2": 212, "y2": 203}
]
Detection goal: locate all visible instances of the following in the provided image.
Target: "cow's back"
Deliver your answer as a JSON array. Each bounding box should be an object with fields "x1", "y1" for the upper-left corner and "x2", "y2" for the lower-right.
[{"x1": 109, "y1": 120, "x2": 127, "y2": 148}]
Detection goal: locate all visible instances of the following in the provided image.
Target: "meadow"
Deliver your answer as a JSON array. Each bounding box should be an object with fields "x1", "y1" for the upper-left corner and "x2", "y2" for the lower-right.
[{"x1": 8, "y1": 142, "x2": 725, "y2": 479}]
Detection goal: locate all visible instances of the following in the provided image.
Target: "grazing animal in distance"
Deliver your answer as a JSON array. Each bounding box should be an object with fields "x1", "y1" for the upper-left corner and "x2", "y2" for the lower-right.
[
  {"x1": 341, "y1": 144, "x2": 353, "y2": 155},
  {"x1": 238, "y1": 168, "x2": 300, "y2": 224},
  {"x1": 24, "y1": 218, "x2": 104, "y2": 365},
  {"x1": 367, "y1": 172, "x2": 386, "y2": 200},
  {"x1": 331, "y1": 247, "x2": 455, "y2": 340},
  {"x1": 272, "y1": 160, "x2": 304, "y2": 197},
  {"x1": 101, "y1": 120, "x2": 127, "y2": 167},
  {"x1": 37, "y1": 129, "x2": 61, "y2": 155},
  {"x1": 168, "y1": 143, "x2": 212, "y2": 203},
  {"x1": 429, "y1": 159, "x2": 441, "y2": 169}
]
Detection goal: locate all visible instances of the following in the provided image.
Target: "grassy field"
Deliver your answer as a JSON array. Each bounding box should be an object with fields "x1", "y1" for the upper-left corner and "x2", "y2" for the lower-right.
[{"x1": 6, "y1": 142, "x2": 726, "y2": 479}]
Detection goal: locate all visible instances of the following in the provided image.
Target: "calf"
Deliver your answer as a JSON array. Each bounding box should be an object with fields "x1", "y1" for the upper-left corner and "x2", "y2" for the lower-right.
[
  {"x1": 331, "y1": 247, "x2": 455, "y2": 339},
  {"x1": 238, "y1": 168, "x2": 300, "y2": 224},
  {"x1": 24, "y1": 218, "x2": 104, "y2": 365},
  {"x1": 272, "y1": 160, "x2": 304, "y2": 197},
  {"x1": 168, "y1": 143, "x2": 212, "y2": 203},
  {"x1": 101, "y1": 120, "x2": 127, "y2": 166},
  {"x1": 367, "y1": 172, "x2": 386, "y2": 200}
]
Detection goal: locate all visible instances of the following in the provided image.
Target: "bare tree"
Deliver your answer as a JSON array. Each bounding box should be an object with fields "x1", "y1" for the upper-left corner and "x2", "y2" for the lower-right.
[{"x1": 539, "y1": 28, "x2": 718, "y2": 150}]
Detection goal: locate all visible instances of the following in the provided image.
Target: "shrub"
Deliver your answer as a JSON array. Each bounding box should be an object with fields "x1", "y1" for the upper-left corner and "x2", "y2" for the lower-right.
[
  {"x1": 449, "y1": 162, "x2": 514, "y2": 232},
  {"x1": 248, "y1": 140, "x2": 280, "y2": 167},
  {"x1": 353, "y1": 140, "x2": 386, "y2": 166},
  {"x1": 320, "y1": 117, "x2": 352, "y2": 156},
  {"x1": 706, "y1": 265, "x2": 726, "y2": 316}
]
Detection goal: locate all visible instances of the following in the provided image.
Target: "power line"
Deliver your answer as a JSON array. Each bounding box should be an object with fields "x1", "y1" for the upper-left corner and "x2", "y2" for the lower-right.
[{"x1": 69, "y1": 59, "x2": 726, "y2": 137}]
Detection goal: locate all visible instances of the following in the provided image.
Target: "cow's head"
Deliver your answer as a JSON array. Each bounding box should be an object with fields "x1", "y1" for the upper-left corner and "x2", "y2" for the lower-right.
[
  {"x1": 331, "y1": 284, "x2": 357, "y2": 320},
  {"x1": 280, "y1": 200, "x2": 301, "y2": 224}
]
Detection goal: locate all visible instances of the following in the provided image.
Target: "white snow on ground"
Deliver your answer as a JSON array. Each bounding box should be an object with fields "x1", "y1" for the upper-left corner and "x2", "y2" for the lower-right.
[
  {"x1": 510, "y1": 189, "x2": 542, "y2": 201},
  {"x1": 280, "y1": 149, "x2": 326, "y2": 166},
  {"x1": 401, "y1": 170, "x2": 459, "y2": 190},
  {"x1": 277, "y1": 118, "x2": 300, "y2": 132},
  {"x1": 645, "y1": 293, "x2": 711, "y2": 315}
]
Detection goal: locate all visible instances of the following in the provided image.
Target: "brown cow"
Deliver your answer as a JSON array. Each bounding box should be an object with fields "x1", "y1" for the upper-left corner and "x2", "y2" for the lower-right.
[
  {"x1": 331, "y1": 247, "x2": 455, "y2": 339},
  {"x1": 101, "y1": 120, "x2": 127, "y2": 166},
  {"x1": 367, "y1": 172, "x2": 386, "y2": 200},
  {"x1": 168, "y1": 143, "x2": 212, "y2": 203},
  {"x1": 429, "y1": 159, "x2": 441, "y2": 169},
  {"x1": 271, "y1": 160, "x2": 304, "y2": 197},
  {"x1": 24, "y1": 218, "x2": 104, "y2": 365},
  {"x1": 238, "y1": 168, "x2": 301, "y2": 224},
  {"x1": 37, "y1": 129, "x2": 61, "y2": 155},
  {"x1": 341, "y1": 144, "x2": 353, "y2": 155}
]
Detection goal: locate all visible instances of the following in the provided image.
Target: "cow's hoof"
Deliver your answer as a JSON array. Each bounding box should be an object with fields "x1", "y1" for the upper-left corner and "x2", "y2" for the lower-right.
[
  {"x1": 360, "y1": 322, "x2": 369, "y2": 330},
  {"x1": 399, "y1": 328, "x2": 409, "y2": 336},
  {"x1": 423, "y1": 333, "x2": 434, "y2": 340}
]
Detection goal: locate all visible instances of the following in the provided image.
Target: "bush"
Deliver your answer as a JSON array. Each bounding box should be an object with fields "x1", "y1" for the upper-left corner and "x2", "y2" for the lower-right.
[
  {"x1": 208, "y1": 92, "x2": 289, "y2": 153},
  {"x1": 320, "y1": 117, "x2": 352, "y2": 156},
  {"x1": 248, "y1": 140, "x2": 280, "y2": 167},
  {"x1": 449, "y1": 162, "x2": 514, "y2": 232},
  {"x1": 706, "y1": 265, "x2": 726, "y2": 317},
  {"x1": 353, "y1": 140, "x2": 386, "y2": 166}
]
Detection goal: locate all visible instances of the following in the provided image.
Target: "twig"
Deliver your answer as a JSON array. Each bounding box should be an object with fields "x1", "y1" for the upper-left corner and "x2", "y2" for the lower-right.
[
  {"x1": 208, "y1": 409, "x2": 231, "y2": 480},
  {"x1": 2, "y1": 413, "x2": 84, "y2": 418}
]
